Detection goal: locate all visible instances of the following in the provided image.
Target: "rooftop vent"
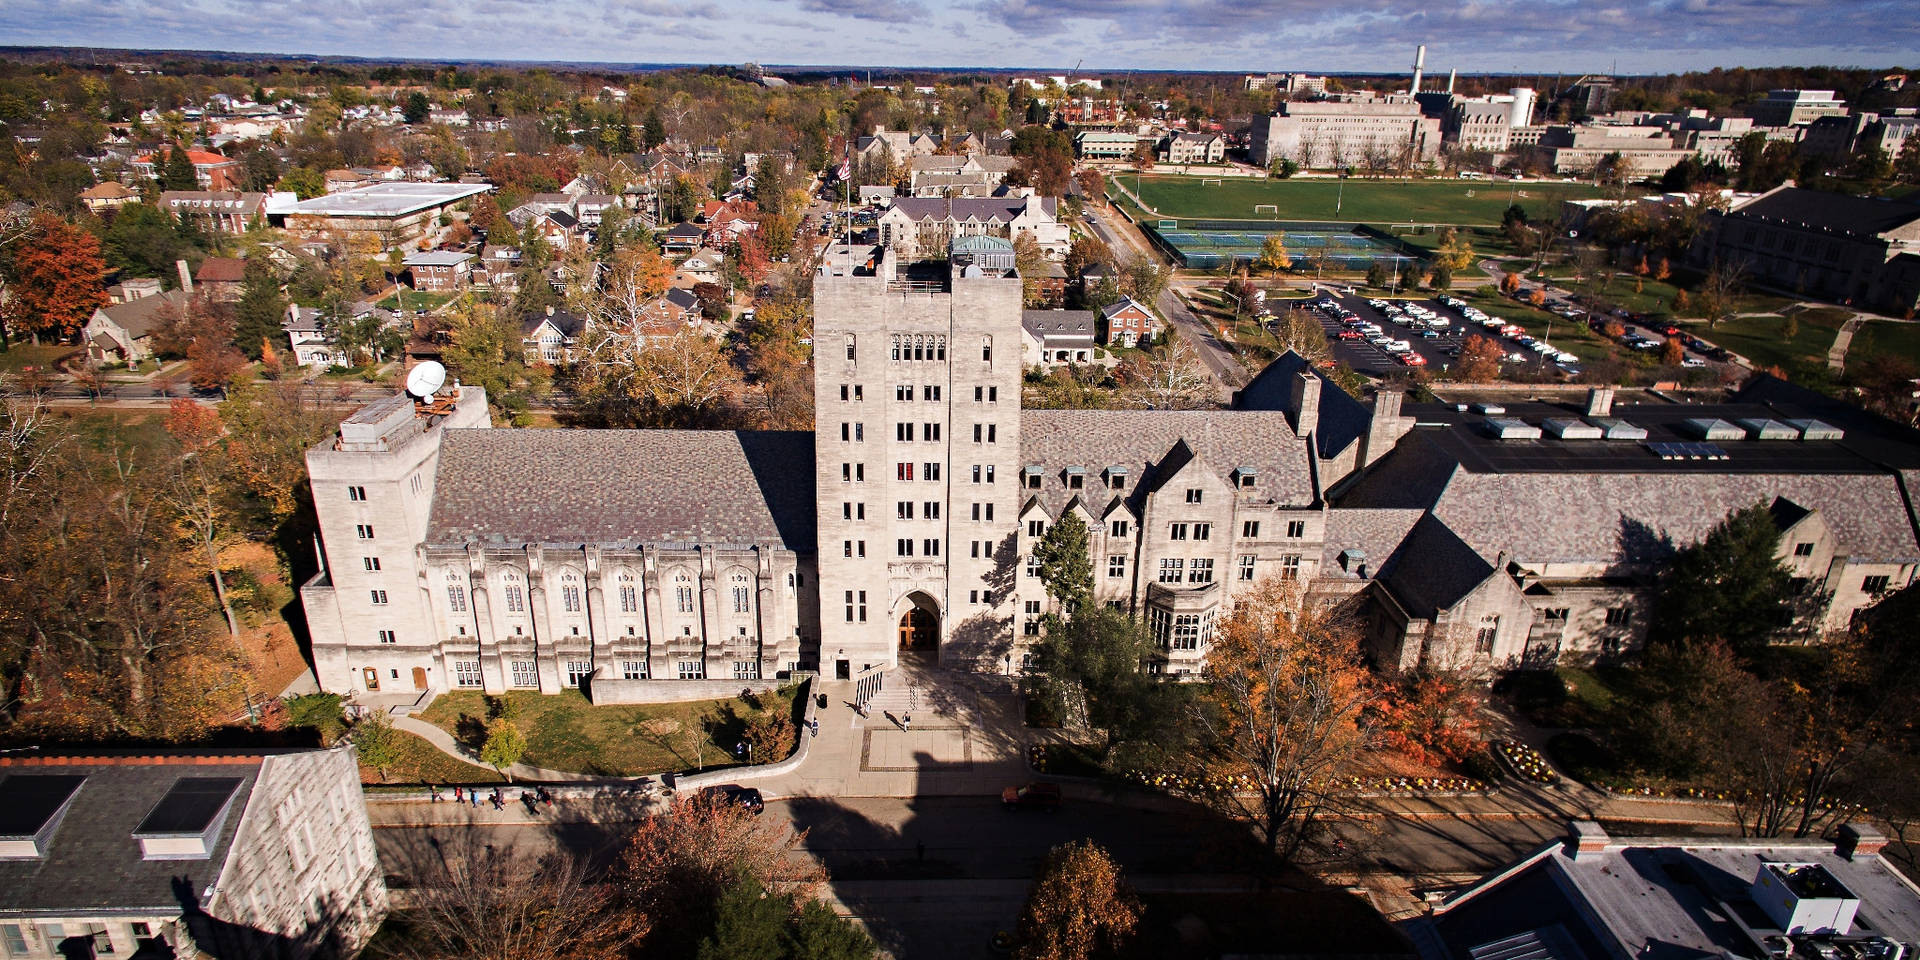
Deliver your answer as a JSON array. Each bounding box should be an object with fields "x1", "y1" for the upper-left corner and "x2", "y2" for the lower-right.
[
  {"x1": 0, "y1": 774, "x2": 87, "y2": 859},
  {"x1": 1738, "y1": 418, "x2": 1800, "y2": 440},
  {"x1": 1752, "y1": 862, "x2": 1860, "y2": 935},
  {"x1": 1471, "y1": 402, "x2": 1507, "y2": 415},
  {"x1": 1483, "y1": 417, "x2": 1542, "y2": 440},
  {"x1": 1542, "y1": 417, "x2": 1603, "y2": 440},
  {"x1": 1586, "y1": 418, "x2": 1649, "y2": 440},
  {"x1": 133, "y1": 776, "x2": 243, "y2": 860},
  {"x1": 1786, "y1": 419, "x2": 1845, "y2": 441},
  {"x1": 1680, "y1": 417, "x2": 1746, "y2": 441}
]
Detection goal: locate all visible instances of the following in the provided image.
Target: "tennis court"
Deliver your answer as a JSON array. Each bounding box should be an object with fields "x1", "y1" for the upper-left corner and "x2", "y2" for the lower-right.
[{"x1": 1155, "y1": 227, "x2": 1406, "y2": 270}]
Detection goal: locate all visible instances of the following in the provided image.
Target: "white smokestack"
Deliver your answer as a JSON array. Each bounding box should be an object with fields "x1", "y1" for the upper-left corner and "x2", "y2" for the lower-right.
[
  {"x1": 1447, "y1": 68, "x2": 1457, "y2": 94},
  {"x1": 1508, "y1": 87, "x2": 1536, "y2": 128},
  {"x1": 1410, "y1": 44, "x2": 1427, "y2": 94}
]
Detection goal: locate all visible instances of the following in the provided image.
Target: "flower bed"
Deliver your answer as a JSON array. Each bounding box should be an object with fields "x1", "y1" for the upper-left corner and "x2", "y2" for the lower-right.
[
  {"x1": 1029, "y1": 746, "x2": 1485, "y2": 795},
  {"x1": 1495, "y1": 740, "x2": 1559, "y2": 784}
]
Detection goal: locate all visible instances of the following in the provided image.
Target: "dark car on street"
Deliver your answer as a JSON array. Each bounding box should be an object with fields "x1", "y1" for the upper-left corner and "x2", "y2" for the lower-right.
[
  {"x1": 1000, "y1": 782, "x2": 1062, "y2": 811},
  {"x1": 699, "y1": 785, "x2": 765, "y2": 815}
]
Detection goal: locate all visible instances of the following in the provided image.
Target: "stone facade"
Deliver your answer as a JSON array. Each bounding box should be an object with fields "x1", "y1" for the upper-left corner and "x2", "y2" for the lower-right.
[{"x1": 1250, "y1": 97, "x2": 1444, "y2": 168}]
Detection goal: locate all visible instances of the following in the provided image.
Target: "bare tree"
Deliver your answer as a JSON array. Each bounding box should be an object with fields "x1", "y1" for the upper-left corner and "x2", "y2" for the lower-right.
[
  {"x1": 1120, "y1": 334, "x2": 1212, "y2": 410},
  {"x1": 0, "y1": 387, "x2": 67, "y2": 529},
  {"x1": 385, "y1": 834, "x2": 642, "y2": 960}
]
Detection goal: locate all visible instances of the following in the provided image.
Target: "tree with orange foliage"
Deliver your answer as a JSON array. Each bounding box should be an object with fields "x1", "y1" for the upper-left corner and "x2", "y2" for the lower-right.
[
  {"x1": 1, "y1": 214, "x2": 108, "y2": 344},
  {"x1": 1371, "y1": 669, "x2": 1488, "y2": 768},
  {"x1": 1457, "y1": 333, "x2": 1505, "y2": 383},
  {"x1": 1015, "y1": 839, "x2": 1142, "y2": 960},
  {"x1": 1499, "y1": 271, "x2": 1522, "y2": 297},
  {"x1": 1189, "y1": 579, "x2": 1377, "y2": 863},
  {"x1": 1661, "y1": 337, "x2": 1686, "y2": 366},
  {"x1": 1527, "y1": 288, "x2": 1547, "y2": 308}
]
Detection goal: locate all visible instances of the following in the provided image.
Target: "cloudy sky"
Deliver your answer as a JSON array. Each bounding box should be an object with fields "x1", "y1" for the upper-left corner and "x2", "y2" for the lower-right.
[{"x1": 1, "y1": 0, "x2": 1912, "y2": 74}]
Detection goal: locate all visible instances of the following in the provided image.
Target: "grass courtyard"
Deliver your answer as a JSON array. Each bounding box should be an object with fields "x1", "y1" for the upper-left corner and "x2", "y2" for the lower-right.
[
  {"x1": 418, "y1": 684, "x2": 804, "y2": 777},
  {"x1": 1126, "y1": 175, "x2": 1606, "y2": 226}
]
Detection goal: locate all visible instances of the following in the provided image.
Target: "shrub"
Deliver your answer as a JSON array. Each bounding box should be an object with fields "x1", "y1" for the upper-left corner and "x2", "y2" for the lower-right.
[
  {"x1": 744, "y1": 712, "x2": 796, "y2": 762},
  {"x1": 284, "y1": 693, "x2": 346, "y2": 744}
]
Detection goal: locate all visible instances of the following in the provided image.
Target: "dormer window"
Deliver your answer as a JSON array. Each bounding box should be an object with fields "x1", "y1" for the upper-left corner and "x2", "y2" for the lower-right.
[
  {"x1": 1232, "y1": 467, "x2": 1257, "y2": 489},
  {"x1": 1023, "y1": 465, "x2": 1043, "y2": 490},
  {"x1": 1064, "y1": 466, "x2": 1085, "y2": 490},
  {"x1": 1105, "y1": 466, "x2": 1128, "y2": 490}
]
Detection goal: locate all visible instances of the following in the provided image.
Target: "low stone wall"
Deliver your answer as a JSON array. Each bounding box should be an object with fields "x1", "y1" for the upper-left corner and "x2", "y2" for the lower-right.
[{"x1": 585, "y1": 675, "x2": 780, "y2": 704}]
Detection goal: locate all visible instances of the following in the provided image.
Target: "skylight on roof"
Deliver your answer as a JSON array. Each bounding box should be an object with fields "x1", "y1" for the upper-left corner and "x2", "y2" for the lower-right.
[{"x1": 1647, "y1": 441, "x2": 1730, "y2": 461}]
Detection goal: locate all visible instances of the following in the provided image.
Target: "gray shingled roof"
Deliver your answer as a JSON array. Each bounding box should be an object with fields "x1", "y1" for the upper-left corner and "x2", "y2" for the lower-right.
[
  {"x1": 1236, "y1": 351, "x2": 1373, "y2": 460},
  {"x1": 1729, "y1": 186, "x2": 1920, "y2": 238},
  {"x1": 1019, "y1": 410, "x2": 1314, "y2": 516},
  {"x1": 428, "y1": 429, "x2": 816, "y2": 549},
  {"x1": 1317, "y1": 506, "x2": 1424, "y2": 575},
  {"x1": 0, "y1": 758, "x2": 262, "y2": 913},
  {"x1": 1021, "y1": 309, "x2": 1096, "y2": 340},
  {"x1": 887, "y1": 196, "x2": 1056, "y2": 222},
  {"x1": 1376, "y1": 513, "x2": 1497, "y2": 618}
]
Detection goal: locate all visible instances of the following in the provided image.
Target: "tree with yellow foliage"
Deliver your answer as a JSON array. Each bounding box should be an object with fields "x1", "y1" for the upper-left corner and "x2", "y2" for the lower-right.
[{"x1": 1014, "y1": 840, "x2": 1142, "y2": 960}]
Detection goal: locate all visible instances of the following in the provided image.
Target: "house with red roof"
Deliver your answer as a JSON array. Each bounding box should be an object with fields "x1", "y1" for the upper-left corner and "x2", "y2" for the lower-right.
[{"x1": 131, "y1": 147, "x2": 241, "y2": 190}]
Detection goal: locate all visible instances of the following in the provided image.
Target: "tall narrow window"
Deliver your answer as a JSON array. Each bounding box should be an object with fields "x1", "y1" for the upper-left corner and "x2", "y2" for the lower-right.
[
  {"x1": 504, "y1": 583, "x2": 525, "y2": 613},
  {"x1": 982, "y1": 336, "x2": 993, "y2": 361},
  {"x1": 447, "y1": 585, "x2": 468, "y2": 612},
  {"x1": 562, "y1": 583, "x2": 582, "y2": 613}
]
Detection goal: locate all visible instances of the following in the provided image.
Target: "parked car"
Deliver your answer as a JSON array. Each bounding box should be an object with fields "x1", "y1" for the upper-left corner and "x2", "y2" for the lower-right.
[
  {"x1": 699, "y1": 785, "x2": 766, "y2": 815},
  {"x1": 1337, "y1": 329, "x2": 1363, "y2": 341},
  {"x1": 1001, "y1": 783, "x2": 1062, "y2": 811},
  {"x1": 1399, "y1": 353, "x2": 1428, "y2": 366}
]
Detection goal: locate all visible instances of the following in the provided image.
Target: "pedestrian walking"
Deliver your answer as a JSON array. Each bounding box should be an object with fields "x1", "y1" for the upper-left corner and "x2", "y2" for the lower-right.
[
  {"x1": 489, "y1": 789, "x2": 503, "y2": 811},
  {"x1": 902, "y1": 713, "x2": 911, "y2": 732},
  {"x1": 429, "y1": 785, "x2": 443, "y2": 803},
  {"x1": 469, "y1": 790, "x2": 479, "y2": 807},
  {"x1": 452, "y1": 785, "x2": 463, "y2": 803},
  {"x1": 809, "y1": 716, "x2": 820, "y2": 738}
]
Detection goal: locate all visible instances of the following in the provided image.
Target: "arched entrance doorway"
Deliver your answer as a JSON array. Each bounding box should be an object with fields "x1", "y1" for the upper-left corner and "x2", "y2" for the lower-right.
[{"x1": 897, "y1": 592, "x2": 940, "y2": 658}]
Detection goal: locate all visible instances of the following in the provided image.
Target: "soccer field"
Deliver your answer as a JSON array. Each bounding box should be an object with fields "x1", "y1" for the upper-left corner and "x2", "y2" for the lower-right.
[{"x1": 1126, "y1": 175, "x2": 1606, "y2": 226}]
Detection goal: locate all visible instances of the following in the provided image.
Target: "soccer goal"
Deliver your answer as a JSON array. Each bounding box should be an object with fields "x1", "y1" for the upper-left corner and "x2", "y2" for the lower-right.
[
  {"x1": 1200, "y1": 178, "x2": 1223, "y2": 186},
  {"x1": 1253, "y1": 203, "x2": 1279, "y2": 215}
]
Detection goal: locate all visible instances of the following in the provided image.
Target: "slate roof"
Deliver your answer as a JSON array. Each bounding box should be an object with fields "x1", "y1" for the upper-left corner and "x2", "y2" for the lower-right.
[
  {"x1": 1422, "y1": 833, "x2": 1920, "y2": 960},
  {"x1": 519, "y1": 308, "x2": 588, "y2": 339},
  {"x1": 664, "y1": 288, "x2": 700, "y2": 312},
  {"x1": 1375, "y1": 513, "x2": 1497, "y2": 618},
  {"x1": 1235, "y1": 350, "x2": 1373, "y2": 460},
  {"x1": 1728, "y1": 186, "x2": 1920, "y2": 238},
  {"x1": 1019, "y1": 410, "x2": 1314, "y2": 516},
  {"x1": 1317, "y1": 507, "x2": 1424, "y2": 577},
  {"x1": 886, "y1": 197, "x2": 1057, "y2": 222},
  {"x1": 0, "y1": 756, "x2": 264, "y2": 913},
  {"x1": 1338, "y1": 392, "x2": 1920, "y2": 566},
  {"x1": 427, "y1": 429, "x2": 816, "y2": 550},
  {"x1": 94, "y1": 290, "x2": 189, "y2": 339},
  {"x1": 1021, "y1": 309, "x2": 1096, "y2": 341}
]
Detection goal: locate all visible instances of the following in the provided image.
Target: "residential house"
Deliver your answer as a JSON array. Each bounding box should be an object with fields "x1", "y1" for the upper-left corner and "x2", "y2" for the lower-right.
[
  {"x1": 575, "y1": 194, "x2": 619, "y2": 228},
  {"x1": 84, "y1": 290, "x2": 190, "y2": 364},
  {"x1": 1099, "y1": 296, "x2": 1159, "y2": 347},
  {"x1": 636, "y1": 288, "x2": 707, "y2": 337},
  {"x1": 531, "y1": 210, "x2": 582, "y2": 247},
  {"x1": 78, "y1": 181, "x2": 137, "y2": 213},
  {"x1": 678, "y1": 248, "x2": 727, "y2": 286},
  {"x1": 284, "y1": 305, "x2": 335, "y2": 368},
  {"x1": 195, "y1": 257, "x2": 248, "y2": 302},
  {"x1": 403, "y1": 250, "x2": 475, "y2": 292},
  {"x1": 700, "y1": 200, "x2": 760, "y2": 245},
  {"x1": 131, "y1": 148, "x2": 241, "y2": 190},
  {"x1": 160, "y1": 191, "x2": 269, "y2": 235},
  {"x1": 476, "y1": 245, "x2": 523, "y2": 291},
  {"x1": 106, "y1": 277, "x2": 164, "y2": 304},
  {"x1": 0, "y1": 746, "x2": 386, "y2": 960},
  {"x1": 1038, "y1": 261, "x2": 1068, "y2": 307},
  {"x1": 663, "y1": 222, "x2": 707, "y2": 254},
  {"x1": 635, "y1": 151, "x2": 687, "y2": 183},
  {"x1": 521, "y1": 305, "x2": 589, "y2": 363},
  {"x1": 1409, "y1": 821, "x2": 1919, "y2": 960},
  {"x1": 1021, "y1": 309, "x2": 1098, "y2": 366}
]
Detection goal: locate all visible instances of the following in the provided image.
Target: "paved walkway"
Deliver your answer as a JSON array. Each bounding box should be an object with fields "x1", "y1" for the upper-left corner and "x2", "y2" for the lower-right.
[
  {"x1": 389, "y1": 714, "x2": 604, "y2": 783},
  {"x1": 1828, "y1": 315, "x2": 1867, "y2": 371}
]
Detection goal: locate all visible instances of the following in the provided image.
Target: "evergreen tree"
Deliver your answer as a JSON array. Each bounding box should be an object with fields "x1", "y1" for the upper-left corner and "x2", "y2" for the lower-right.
[
  {"x1": 695, "y1": 877, "x2": 789, "y2": 960},
  {"x1": 1649, "y1": 501, "x2": 1798, "y2": 658},
  {"x1": 790, "y1": 899, "x2": 877, "y2": 960},
  {"x1": 161, "y1": 145, "x2": 200, "y2": 191},
  {"x1": 232, "y1": 258, "x2": 286, "y2": 361},
  {"x1": 402, "y1": 91, "x2": 432, "y2": 125},
  {"x1": 1033, "y1": 513, "x2": 1093, "y2": 614},
  {"x1": 643, "y1": 107, "x2": 666, "y2": 149}
]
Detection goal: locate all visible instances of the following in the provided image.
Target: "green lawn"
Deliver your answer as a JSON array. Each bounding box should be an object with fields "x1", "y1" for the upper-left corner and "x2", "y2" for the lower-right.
[
  {"x1": 0, "y1": 342, "x2": 80, "y2": 377},
  {"x1": 375, "y1": 290, "x2": 454, "y2": 313},
  {"x1": 418, "y1": 685, "x2": 803, "y2": 777},
  {"x1": 1848, "y1": 321, "x2": 1920, "y2": 368},
  {"x1": 1705, "y1": 312, "x2": 1847, "y2": 371},
  {"x1": 363, "y1": 731, "x2": 507, "y2": 787},
  {"x1": 1130, "y1": 175, "x2": 1606, "y2": 226}
]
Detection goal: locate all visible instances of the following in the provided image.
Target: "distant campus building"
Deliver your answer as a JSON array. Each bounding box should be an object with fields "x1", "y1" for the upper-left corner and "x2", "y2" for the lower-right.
[
  {"x1": 1695, "y1": 185, "x2": 1920, "y2": 316},
  {"x1": 1250, "y1": 95, "x2": 1444, "y2": 168},
  {"x1": 300, "y1": 229, "x2": 1920, "y2": 701}
]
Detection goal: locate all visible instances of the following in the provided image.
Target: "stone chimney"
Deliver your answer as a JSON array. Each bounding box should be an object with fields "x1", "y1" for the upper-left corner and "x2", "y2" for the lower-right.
[
  {"x1": 1360, "y1": 387, "x2": 1413, "y2": 469},
  {"x1": 176, "y1": 259, "x2": 194, "y2": 294},
  {"x1": 545, "y1": 305, "x2": 555, "y2": 317},
  {"x1": 1566, "y1": 821, "x2": 1609, "y2": 861},
  {"x1": 1836, "y1": 822, "x2": 1888, "y2": 861},
  {"x1": 1585, "y1": 386, "x2": 1616, "y2": 418},
  {"x1": 1290, "y1": 370, "x2": 1322, "y2": 439}
]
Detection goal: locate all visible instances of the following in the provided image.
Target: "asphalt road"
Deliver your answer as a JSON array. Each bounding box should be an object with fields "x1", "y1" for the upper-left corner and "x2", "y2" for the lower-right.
[{"x1": 1082, "y1": 210, "x2": 1242, "y2": 394}]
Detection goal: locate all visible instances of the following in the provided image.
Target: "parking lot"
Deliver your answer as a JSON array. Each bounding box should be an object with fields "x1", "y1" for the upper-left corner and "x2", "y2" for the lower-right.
[{"x1": 1298, "y1": 292, "x2": 1725, "y2": 380}]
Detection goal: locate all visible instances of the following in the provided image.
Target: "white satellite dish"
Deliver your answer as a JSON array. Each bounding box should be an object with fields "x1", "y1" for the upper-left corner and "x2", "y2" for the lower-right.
[{"x1": 406, "y1": 360, "x2": 447, "y2": 400}]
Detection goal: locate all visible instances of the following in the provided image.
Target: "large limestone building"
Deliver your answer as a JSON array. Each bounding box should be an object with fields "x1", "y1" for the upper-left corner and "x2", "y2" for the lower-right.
[{"x1": 300, "y1": 248, "x2": 1920, "y2": 702}]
